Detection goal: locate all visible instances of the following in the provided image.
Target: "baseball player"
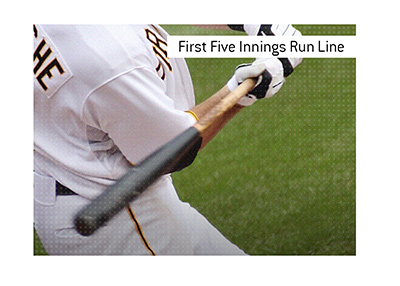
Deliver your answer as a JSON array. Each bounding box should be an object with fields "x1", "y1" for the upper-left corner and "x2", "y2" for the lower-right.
[{"x1": 34, "y1": 24, "x2": 302, "y2": 255}]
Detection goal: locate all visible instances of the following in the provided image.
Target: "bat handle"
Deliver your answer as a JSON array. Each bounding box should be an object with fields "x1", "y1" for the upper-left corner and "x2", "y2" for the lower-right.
[{"x1": 194, "y1": 78, "x2": 257, "y2": 133}]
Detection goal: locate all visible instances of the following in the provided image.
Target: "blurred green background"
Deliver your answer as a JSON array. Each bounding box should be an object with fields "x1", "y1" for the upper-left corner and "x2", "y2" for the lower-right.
[{"x1": 34, "y1": 25, "x2": 355, "y2": 255}]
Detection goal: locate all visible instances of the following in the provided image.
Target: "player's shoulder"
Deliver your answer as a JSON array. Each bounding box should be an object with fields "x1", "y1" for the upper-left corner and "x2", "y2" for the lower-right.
[
  {"x1": 39, "y1": 25, "x2": 156, "y2": 68},
  {"x1": 105, "y1": 25, "x2": 164, "y2": 66}
]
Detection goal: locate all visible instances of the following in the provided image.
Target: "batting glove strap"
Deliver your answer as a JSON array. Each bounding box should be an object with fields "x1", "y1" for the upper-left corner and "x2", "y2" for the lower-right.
[
  {"x1": 278, "y1": 58, "x2": 294, "y2": 77},
  {"x1": 227, "y1": 58, "x2": 285, "y2": 106},
  {"x1": 258, "y1": 24, "x2": 303, "y2": 76},
  {"x1": 227, "y1": 25, "x2": 245, "y2": 32},
  {"x1": 228, "y1": 24, "x2": 303, "y2": 77},
  {"x1": 251, "y1": 70, "x2": 272, "y2": 99}
]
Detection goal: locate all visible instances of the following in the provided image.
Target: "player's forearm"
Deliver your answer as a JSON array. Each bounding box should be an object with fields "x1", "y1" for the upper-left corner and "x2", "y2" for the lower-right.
[
  {"x1": 189, "y1": 85, "x2": 244, "y2": 149},
  {"x1": 199, "y1": 103, "x2": 243, "y2": 149}
]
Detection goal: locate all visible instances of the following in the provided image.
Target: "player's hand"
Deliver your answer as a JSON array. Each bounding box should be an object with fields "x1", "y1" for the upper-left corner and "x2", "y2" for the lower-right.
[
  {"x1": 228, "y1": 24, "x2": 303, "y2": 77},
  {"x1": 227, "y1": 58, "x2": 285, "y2": 106}
]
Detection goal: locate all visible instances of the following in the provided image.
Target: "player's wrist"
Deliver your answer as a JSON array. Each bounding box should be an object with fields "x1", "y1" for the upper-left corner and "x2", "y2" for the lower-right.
[
  {"x1": 227, "y1": 68, "x2": 258, "y2": 107},
  {"x1": 227, "y1": 75, "x2": 238, "y2": 92}
]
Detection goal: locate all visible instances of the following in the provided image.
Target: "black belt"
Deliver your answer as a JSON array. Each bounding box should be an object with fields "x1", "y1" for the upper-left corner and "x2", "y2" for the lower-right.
[{"x1": 56, "y1": 182, "x2": 78, "y2": 196}]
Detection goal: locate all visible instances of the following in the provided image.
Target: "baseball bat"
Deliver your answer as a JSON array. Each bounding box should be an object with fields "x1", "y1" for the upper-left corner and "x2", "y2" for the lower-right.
[{"x1": 74, "y1": 78, "x2": 256, "y2": 236}]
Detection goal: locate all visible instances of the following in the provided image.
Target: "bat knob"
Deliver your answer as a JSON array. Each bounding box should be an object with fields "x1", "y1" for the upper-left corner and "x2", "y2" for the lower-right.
[{"x1": 74, "y1": 214, "x2": 101, "y2": 236}]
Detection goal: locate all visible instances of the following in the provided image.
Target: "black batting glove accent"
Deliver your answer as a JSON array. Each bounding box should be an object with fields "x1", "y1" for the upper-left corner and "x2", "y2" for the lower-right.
[
  {"x1": 248, "y1": 70, "x2": 273, "y2": 99},
  {"x1": 227, "y1": 25, "x2": 245, "y2": 32},
  {"x1": 228, "y1": 24, "x2": 299, "y2": 77}
]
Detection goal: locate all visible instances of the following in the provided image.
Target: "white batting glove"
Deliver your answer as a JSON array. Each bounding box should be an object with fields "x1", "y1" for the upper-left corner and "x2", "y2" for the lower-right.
[
  {"x1": 228, "y1": 24, "x2": 303, "y2": 77},
  {"x1": 227, "y1": 58, "x2": 285, "y2": 106}
]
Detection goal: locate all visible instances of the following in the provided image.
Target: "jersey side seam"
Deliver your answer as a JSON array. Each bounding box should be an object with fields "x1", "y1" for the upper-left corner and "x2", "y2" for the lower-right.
[{"x1": 126, "y1": 206, "x2": 156, "y2": 256}]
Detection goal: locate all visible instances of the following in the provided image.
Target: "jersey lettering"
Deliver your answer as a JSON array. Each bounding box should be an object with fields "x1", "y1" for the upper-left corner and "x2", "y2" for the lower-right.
[
  {"x1": 145, "y1": 29, "x2": 172, "y2": 73},
  {"x1": 34, "y1": 39, "x2": 52, "y2": 74},
  {"x1": 36, "y1": 58, "x2": 65, "y2": 90},
  {"x1": 33, "y1": 25, "x2": 72, "y2": 97},
  {"x1": 155, "y1": 61, "x2": 165, "y2": 80}
]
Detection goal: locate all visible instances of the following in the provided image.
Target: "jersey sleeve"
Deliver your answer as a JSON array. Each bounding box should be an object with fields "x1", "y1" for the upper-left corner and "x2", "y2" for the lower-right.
[{"x1": 82, "y1": 67, "x2": 197, "y2": 165}]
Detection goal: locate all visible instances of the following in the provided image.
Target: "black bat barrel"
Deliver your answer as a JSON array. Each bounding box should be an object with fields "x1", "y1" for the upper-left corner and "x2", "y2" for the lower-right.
[{"x1": 74, "y1": 127, "x2": 201, "y2": 236}]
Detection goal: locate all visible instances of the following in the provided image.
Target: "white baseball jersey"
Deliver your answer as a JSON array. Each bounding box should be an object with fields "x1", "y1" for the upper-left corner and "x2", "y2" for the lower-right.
[
  {"x1": 34, "y1": 24, "x2": 196, "y2": 199},
  {"x1": 34, "y1": 24, "x2": 245, "y2": 255}
]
